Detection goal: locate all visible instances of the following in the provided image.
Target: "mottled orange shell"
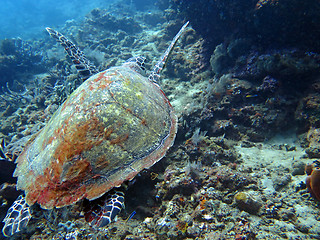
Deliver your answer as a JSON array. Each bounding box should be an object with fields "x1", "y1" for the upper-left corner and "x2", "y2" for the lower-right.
[{"x1": 14, "y1": 66, "x2": 177, "y2": 209}]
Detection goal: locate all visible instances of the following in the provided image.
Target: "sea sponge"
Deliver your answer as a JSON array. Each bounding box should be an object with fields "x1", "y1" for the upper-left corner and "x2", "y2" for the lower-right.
[
  {"x1": 210, "y1": 44, "x2": 232, "y2": 75},
  {"x1": 306, "y1": 164, "x2": 320, "y2": 201},
  {"x1": 234, "y1": 191, "x2": 262, "y2": 214},
  {"x1": 235, "y1": 192, "x2": 247, "y2": 202}
]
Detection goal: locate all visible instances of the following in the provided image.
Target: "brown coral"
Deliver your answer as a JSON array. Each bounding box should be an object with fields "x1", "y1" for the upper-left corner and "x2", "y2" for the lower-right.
[{"x1": 305, "y1": 164, "x2": 320, "y2": 201}]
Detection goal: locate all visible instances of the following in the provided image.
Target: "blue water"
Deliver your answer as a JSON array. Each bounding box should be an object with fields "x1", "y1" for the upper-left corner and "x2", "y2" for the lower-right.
[{"x1": 0, "y1": 0, "x2": 117, "y2": 39}]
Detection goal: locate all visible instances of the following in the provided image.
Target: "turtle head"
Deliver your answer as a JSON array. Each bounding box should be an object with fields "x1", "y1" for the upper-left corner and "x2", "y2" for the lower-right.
[{"x1": 122, "y1": 56, "x2": 146, "y2": 75}]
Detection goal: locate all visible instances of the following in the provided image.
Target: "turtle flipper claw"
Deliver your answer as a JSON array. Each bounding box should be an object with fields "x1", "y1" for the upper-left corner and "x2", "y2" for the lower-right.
[{"x1": 2, "y1": 195, "x2": 31, "y2": 237}]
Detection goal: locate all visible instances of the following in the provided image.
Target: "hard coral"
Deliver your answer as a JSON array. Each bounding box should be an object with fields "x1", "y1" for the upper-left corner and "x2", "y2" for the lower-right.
[{"x1": 305, "y1": 163, "x2": 320, "y2": 201}]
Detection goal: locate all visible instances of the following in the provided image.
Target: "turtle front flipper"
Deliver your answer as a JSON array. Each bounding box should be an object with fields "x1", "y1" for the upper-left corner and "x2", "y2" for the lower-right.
[
  {"x1": 2, "y1": 195, "x2": 31, "y2": 237},
  {"x1": 148, "y1": 21, "x2": 189, "y2": 83},
  {"x1": 46, "y1": 27, "x2": 98, "y2": 79},
  {"x1": 84, "y1": 190, "x2": 125, "y2": 228}
]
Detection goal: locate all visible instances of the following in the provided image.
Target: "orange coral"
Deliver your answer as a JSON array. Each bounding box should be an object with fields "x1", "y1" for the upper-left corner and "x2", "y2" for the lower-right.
[
  {"x1": 306, "y1": 164, "x2": 320, "y2": 201},
  {"x1": 199, "y1": 198, "x2": 207, "y2": 210}
]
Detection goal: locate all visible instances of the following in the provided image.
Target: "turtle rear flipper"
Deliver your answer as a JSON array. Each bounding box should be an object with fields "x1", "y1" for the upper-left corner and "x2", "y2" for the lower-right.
[
  {"x1": 2, "y1": 195, "x2": 31, "y2": 237},
  {"x1": 46, "y1": 27, "x2": 98, "y2": 79},
  {"x1": 85, "y1": 190, "x2": 125, "y2": 227}
]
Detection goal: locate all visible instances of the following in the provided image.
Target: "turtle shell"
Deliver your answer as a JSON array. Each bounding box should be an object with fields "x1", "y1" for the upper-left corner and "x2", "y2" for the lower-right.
[{"x1": 14, "y1": 65, "x2": 177, "y2": 209}]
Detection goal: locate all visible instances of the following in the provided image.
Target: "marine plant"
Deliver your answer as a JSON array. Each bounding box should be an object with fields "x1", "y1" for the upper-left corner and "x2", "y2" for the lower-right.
[{"x1": 190, "y1": 127, "x2": 207, "y2": 146}]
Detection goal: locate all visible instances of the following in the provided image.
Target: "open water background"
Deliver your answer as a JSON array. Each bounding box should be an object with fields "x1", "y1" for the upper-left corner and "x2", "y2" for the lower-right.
[{"x1": 0, "y1": 0, "x2": 119, "y2": 39}]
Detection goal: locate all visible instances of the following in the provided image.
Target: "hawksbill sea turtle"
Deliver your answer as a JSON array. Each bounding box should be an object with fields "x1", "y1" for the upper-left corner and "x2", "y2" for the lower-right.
[{"x1": 1, "y1": 21, "x2": 189, "y2": 237}]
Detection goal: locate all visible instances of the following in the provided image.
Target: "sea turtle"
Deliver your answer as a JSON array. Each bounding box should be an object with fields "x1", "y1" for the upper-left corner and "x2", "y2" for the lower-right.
[{"x1": 1, "y1": 21, "x2": 189, "y2": 237}]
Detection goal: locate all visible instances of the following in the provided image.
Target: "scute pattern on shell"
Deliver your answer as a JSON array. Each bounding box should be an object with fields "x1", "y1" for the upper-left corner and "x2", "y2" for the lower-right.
[{"x1": 14, "y1": 65, "x2": 177, "y2": 209}]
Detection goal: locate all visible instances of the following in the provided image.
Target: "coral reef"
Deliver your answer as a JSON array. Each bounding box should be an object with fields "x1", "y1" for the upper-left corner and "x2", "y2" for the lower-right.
[
  {"x1": 0, "y1": 38, "x2": 47, "y2": 85},
  {"x1": 169, "y1": 0, "x2": 320, "y2": 52},
  {"x1": 41, "y1": 138, "x2": 316, "y2": 239}
]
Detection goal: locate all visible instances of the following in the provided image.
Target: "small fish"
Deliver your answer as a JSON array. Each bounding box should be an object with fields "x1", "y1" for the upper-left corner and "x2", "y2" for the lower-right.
[
  {"x1": 245, "y1": 94, "x2": 258, "y2": 98},
  {"x1": 126, "y1": 210, "x2": 136, "y2": 222},
  {"x1": 255, "y1": 0, "x2": 279, "y2": 10}
]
